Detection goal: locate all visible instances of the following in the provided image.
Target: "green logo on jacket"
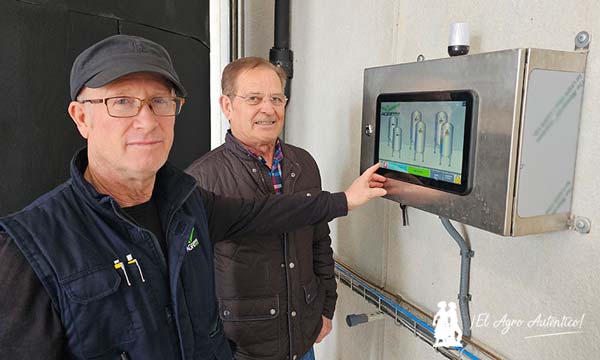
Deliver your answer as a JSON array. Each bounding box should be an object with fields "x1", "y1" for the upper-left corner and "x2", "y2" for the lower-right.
[{"x1": 186, "y1": 227, "x2": 199, "y2": 252}]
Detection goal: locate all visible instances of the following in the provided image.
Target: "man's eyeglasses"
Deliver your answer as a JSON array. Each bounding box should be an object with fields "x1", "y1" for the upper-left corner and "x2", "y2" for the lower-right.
[
  {"x1": 231, "y1": 94, "x2": 287, "y2": 107},
  {"x1": 78, "y1": 96, "x2": 185, "y2": 118}
]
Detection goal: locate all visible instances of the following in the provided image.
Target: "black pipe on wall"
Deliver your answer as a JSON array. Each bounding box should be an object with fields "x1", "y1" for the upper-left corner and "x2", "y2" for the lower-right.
[
  {"x1": 274, "y1": 0, "x2": 290, "y2": 49},
  {"x1": 270, "y1": 0, "x2": 293, "y2": 101}
]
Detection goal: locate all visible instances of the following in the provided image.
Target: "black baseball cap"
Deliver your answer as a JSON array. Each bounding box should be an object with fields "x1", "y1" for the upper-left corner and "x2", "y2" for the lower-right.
[{"x1": 69, "y1": 34, "x2": 187, "y2": 100}]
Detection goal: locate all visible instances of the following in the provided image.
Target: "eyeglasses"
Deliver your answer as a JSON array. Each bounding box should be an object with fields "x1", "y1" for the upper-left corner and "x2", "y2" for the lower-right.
[
  {"x1": 231, "y1": 94, "x2": 287, "y2": 107},
  {"x1": 79, "y1": 96, "x2": 185, "y2": 118}
]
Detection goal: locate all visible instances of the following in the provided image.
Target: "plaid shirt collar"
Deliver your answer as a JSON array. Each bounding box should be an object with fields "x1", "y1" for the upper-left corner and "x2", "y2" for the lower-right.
[{"x1": 235, "y1": 134, "x2": 284, "y2": 195}]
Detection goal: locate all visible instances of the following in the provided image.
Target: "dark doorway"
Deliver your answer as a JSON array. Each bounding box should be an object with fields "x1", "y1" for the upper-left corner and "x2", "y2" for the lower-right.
[{"x1": 0, "y1": 0, "x2": 210, "y2": 216}]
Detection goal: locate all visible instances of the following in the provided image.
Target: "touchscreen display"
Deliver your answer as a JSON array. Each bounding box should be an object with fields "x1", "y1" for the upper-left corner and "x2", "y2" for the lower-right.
[{"x1": 375, "y1": 91, "x2": 474, "y2": 194}]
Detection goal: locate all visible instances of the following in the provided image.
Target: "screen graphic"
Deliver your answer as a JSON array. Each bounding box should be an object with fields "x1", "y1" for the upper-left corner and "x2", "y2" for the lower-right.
[
  {"x1": 378, "y1": 101, "x2": 467, "y2": 184},
  {"x1": 376, "y1": 94, "x2": 472, "y2": 193}
]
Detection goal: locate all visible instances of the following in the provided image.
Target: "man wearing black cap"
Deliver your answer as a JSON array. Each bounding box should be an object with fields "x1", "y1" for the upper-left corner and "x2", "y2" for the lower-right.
[{"x1": 0, "y1": 34, "x2": 386, "y2": 359}]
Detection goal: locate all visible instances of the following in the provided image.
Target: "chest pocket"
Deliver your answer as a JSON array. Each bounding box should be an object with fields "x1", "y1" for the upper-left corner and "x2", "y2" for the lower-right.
[{"x1": 62, "y1": 267, "x2": 136, "y2": 358}]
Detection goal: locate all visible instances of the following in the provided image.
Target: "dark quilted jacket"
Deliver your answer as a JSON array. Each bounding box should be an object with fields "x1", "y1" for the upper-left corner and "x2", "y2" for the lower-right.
[{"x1": 186, "y1": 133, "x2": 337, "y2": 360}]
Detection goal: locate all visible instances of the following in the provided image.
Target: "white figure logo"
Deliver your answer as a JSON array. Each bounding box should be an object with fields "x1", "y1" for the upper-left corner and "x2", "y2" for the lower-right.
[{"x1": 432, "y1": 301, "x2": 463, "y2": 348}]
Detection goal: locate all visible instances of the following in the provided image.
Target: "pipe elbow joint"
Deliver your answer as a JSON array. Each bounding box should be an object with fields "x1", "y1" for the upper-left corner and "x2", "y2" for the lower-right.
[{"x1": 269, "y1": 48, "x2": 294, "y2": 79}]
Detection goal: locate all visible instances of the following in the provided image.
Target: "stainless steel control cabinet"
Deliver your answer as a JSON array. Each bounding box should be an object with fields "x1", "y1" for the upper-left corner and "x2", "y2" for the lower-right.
[{"x1": 360, "y1": 49, "x2": 588, "y2": 236}]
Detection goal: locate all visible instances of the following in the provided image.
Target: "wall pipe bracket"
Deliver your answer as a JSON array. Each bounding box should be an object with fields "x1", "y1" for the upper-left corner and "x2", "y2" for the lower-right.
[
  {"x1": 575, "y1": 31, "x2": 591, "y2": 51},
  {"x1": 569, "y1": 215, "x2": 591, "y2": 234}
]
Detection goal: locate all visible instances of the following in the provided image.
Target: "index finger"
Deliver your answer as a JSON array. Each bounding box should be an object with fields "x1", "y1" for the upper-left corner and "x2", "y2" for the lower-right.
[{"x1": 362, "y1": 162, "x2": 381, "y2": 177}]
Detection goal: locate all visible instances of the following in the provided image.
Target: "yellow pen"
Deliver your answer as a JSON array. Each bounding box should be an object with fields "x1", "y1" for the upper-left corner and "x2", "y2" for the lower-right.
[
  {"x1": 126, "y1": 254, "x2": 146, "y2": 283},
  {"x1": 113, "y1": 259, "x2": 131, "y2": 286}
]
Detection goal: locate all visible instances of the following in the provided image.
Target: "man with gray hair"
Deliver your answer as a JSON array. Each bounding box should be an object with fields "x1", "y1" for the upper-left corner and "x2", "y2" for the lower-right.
[
  {"x1": 187, "y1": 57, "x2": 334, "y2": 360},
  {"x1": 0, "y1": 35, "x2": 386, "y2": 359}
]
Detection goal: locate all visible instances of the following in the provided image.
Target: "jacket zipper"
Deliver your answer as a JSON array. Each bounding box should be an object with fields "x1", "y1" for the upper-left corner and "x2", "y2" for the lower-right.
[
  {"x1": 258, "y1": 154, "x2": 297, "y2": 358},
  {"x1": 283, "y1": 162, "x2": 297, "y2": 359},
  {"x1": 283, "y1": 233, "x2": 294, "y2": 359},
  {"x1": 111, "y1": 184, "x2": 196, "y2": 360},
  {"x1": 162, "y1": 185, "x2": 197, "y2": 360},
  {"x1": 164, "y1": 185, "x2": 197, "y2": 254}
]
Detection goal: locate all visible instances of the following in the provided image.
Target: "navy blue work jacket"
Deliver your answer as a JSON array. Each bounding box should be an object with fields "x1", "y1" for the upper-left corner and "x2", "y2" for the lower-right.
[{"x1": 0, "y1": 149, "x2": 347, "y2": 360}]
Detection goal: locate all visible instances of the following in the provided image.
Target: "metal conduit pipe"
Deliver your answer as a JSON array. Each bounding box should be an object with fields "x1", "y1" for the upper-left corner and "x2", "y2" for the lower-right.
[
  {"x1": 270, "y1": 0, "x2": 294, "y2": 101},
  {"x1": 335, "y1": 262, "x2": 495, "y2": 360},
  {"x1": 440, "y1": 217, "x2": 474, "y2": 339}
]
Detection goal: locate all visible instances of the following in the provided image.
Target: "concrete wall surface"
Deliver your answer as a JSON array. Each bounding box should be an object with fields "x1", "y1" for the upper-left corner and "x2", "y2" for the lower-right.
[{"x1": 243, "y1": 1, "x2": 600, "y2": 359}]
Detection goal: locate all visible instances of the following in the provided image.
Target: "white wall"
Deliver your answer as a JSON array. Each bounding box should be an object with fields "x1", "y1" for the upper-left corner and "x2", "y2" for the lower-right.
[
  {"x1": 243, "y1": 1, "x2": 600, "y2": 359},
  {"x1": 243, "y1": 0, "x2": 274, "y2": 58},
  {"x1": 209, "y1": 0, "x2": 231, "y2": 148}
]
